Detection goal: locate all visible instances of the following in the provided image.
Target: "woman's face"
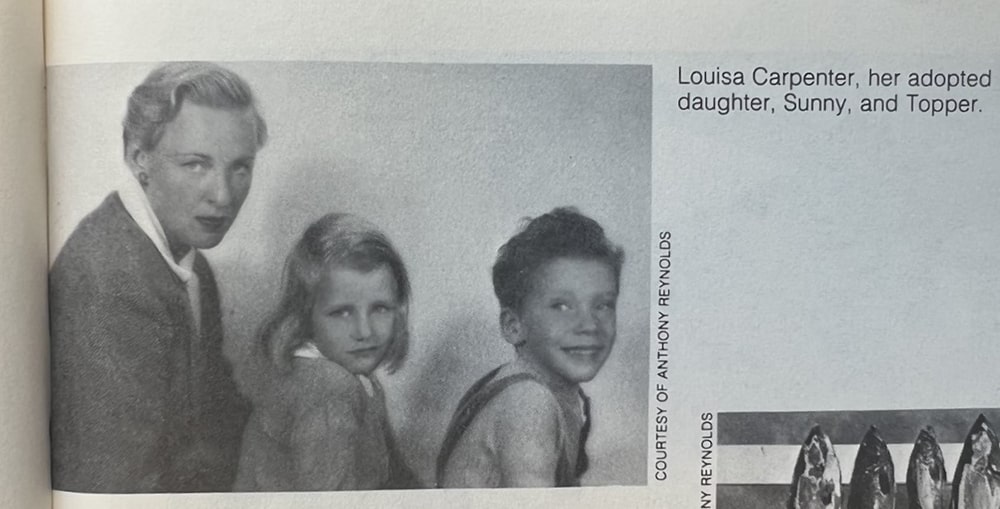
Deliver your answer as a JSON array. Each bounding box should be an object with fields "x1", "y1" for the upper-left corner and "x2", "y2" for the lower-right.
[
  {"x1": 309, "y1": 265, "x2": 401, "y2": 375},
  {"x1": 133, "y1": 101, "x2": 259, "y2": 258}
]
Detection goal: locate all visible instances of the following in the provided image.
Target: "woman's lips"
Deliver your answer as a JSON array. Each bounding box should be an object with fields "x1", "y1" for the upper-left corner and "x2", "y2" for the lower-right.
[{"x1": 196, "y1": 216, "x2": 229, "y2": 231}]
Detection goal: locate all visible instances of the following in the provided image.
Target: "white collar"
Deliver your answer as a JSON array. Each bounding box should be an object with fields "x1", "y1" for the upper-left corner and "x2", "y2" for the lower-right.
[
  {"x1": 118, "y1": 174, "x2": 195, "y2": 283},
  {"x1": 292, "y1": 342, "x2": 325, "y2": 359}
]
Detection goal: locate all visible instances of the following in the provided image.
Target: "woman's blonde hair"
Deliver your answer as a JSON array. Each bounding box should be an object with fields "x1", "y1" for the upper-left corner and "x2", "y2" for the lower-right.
[{"x1": 123, "y1": 62, "x2": 268, "y2": 157}]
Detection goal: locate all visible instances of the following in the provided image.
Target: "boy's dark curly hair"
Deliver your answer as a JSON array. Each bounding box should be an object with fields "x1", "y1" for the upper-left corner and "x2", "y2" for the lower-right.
[{"x1": 492, "y1": 207, "x2": 624, "y2": 311}]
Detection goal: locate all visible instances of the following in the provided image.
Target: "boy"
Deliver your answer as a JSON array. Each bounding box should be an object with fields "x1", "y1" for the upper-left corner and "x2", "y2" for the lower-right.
[{"x1": 437, "y1": 207, "x2": 624, "y2": 488}]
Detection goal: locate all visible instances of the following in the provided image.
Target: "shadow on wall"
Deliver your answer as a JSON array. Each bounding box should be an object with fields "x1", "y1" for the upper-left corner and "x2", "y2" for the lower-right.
[{"x1": 389, "y1": 310, "x2": 500, "y2": 487}]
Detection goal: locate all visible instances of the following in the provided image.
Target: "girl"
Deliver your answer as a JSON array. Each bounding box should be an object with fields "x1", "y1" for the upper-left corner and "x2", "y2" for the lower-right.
[{"x1": 235, "y1": 213, "x2": 416, "y2": 491}]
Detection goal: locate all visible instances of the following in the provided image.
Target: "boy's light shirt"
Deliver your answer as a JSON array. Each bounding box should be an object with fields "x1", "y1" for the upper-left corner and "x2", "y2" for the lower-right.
[
  {"x1": 512, "y1": 357, "x2": 586, "y2": 420},
  {"x1": 293, "y1": 342, "x2": 376, "y2": 397},
  {"x1": 118, "y1": 174, "x2": 200, "y2": 331}
]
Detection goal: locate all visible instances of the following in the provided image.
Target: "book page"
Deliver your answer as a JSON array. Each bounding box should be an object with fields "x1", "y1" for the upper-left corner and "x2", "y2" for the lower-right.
[
  {"x1": 0, "y1": 0, "x2": 50, "y2": 508},
  {"x1": 45, "y1": 2, "x2": 1000, "y2": 508}
]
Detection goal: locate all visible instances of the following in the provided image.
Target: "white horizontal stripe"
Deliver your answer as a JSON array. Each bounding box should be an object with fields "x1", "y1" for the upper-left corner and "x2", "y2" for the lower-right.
[{"x1": 718, "y1": 443, "x2": 964, "y2": 485}]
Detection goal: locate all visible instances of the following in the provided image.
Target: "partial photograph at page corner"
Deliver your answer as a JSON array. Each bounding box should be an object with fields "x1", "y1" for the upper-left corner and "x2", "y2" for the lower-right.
[
  {"x1": 46, "y1": 60, "x2": 651, "y2": 492},
  {"x1": 715, "y1": 408, "x2": 1000, "y2": 509}
]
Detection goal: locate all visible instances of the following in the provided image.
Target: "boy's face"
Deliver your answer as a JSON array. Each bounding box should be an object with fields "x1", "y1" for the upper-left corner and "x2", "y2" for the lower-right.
[
  {"x1": 506, "y1": 257, "x2": 618, "y2": 385},
  {"x1": 310, "y1": 265, "x2": 400, "y2": 375}
]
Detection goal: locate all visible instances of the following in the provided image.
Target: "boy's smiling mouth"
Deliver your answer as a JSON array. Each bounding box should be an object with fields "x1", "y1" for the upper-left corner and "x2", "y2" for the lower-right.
[{"x1": 561, "y1": 345, "x2": 605, "y2": 358}]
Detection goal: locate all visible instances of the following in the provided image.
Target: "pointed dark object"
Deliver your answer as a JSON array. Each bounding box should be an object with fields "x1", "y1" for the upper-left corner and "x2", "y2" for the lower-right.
[
  {"x1": 789, "y1": 425, "x2": 843, "y2": 509},
  {"x1": 951, "y1": 414, "x2": 1000, "y2": 509},
  {"x1": 848, "y1": 426, "x2": 895, "y2": 509},
  {"x1": 907, "y1": 426, "x2": 947, "y2": 509}
]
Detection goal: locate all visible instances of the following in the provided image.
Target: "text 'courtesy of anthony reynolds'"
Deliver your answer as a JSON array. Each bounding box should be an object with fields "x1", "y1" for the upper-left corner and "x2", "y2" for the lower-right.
[
  {"x1": 651, "y1": 231, "x2": 671, "y2": 482},
  {"x1": 674, "y1": 65, "x2": 993, "y2": 117}
]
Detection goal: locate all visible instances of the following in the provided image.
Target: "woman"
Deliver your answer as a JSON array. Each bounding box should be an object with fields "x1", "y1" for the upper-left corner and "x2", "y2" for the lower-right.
[{"x1": 50, "y1": 62, "x2": 267, "y2": 493}]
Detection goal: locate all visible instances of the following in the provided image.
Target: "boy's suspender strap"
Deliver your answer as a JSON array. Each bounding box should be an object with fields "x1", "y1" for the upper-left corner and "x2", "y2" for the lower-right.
[
  {"x1": 436, "y1": 369, "x2": 593, "y2": 488},
  {"x1": 435, "y1": 368, "x2": 538, "y2": 486},
  {"x1": 553, "y1": 391, "x2": 591, "y2": 487},
  {"x1": 575, "y1": 390, "x2": 592, "y2": 480}
]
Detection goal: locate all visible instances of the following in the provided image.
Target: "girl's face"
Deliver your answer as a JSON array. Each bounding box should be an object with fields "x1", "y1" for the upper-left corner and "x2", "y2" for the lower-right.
[{"x1": 309, "y1": 264, "x2": 400, "y2": 375}]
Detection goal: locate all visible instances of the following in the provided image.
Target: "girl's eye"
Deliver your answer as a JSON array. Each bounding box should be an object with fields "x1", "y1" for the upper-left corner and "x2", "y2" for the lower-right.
[
  {"x1": 551, "y1": 302, "x2": 571, "y2": 311},
  {"x1": 596, "y1": 300, "x2": 617, "y2": 311},
  {"x1": 327, "y1": 308, "x2": 351, "y2": 318},
  {"x1": 232, "y1": 163, "x2": 253, "y2": 176}
]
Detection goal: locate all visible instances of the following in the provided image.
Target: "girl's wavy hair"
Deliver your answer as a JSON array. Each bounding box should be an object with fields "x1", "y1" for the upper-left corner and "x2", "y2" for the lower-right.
[
  {"x1": 123, "y1": 61, "x2": 268, "y2": 156},
  {"x1": 260, "y1": 213, "x2": 411, "y2": 374},
  {"x1": 492, "y1": 207, "x2": 624, "y2": 312}
]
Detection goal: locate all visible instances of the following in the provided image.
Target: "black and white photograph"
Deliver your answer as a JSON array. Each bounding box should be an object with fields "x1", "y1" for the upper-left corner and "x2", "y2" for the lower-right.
[
  {"x1": 717, "y1": 408, "x2": 1000, "y2": 509},
  {"x1": 46, "y1": 61, "x2": 651, "y2": 493}
]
